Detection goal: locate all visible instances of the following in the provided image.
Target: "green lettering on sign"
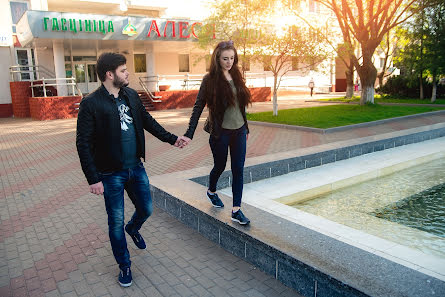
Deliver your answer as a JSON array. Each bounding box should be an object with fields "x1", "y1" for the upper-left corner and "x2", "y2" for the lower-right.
[
  {"x1": 52, "y1": 18, "x2": 59, "y2": 31},
  {"x1": 61, "y1": 18, "x2": 67, "y2": 31},
  {"x1": 42, "y1": 16, "x2": 113, "y2": 34},
  {"x1": 43, "y1": 17, "x2": 49, "y2": 30},
  {"x1": 108, "y1": 21, "x2": 114, "y2": 32},
  {"x1": 69, "y1": 19, "x2": 77, "y2": 33},
  {"x1": 99, "y1": 20, "x2": 106, "y2": 34},
  {"x1": 85, "y1": 20, "x2": 91, "y2": 32}
]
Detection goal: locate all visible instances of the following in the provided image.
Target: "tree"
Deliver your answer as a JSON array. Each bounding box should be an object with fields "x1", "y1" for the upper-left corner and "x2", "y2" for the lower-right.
[
  {"x1": 424, "y1": 1, "x2": 445, "y2": 102},
  {"x1": 376, "y1": 29, "x2": 400, "y2": 88},
  {"x1": 394, "y1": 0, "x2": 445, "y2": 101},
  {"x1": 196, "y1": 0, "x2": 268, "y2": 74},
  {"x1": 251, "y1": 25, "x2": 328, "y2": 115},
  {"x1": 197, "y1": 0, "x2": 329, "y2": 116},
  {"x1": 337, "y1": 42, "x2": 357, "y2": 98},
  {"x1": 318, "y1": 0, "x2": 423, "y2": 105}
]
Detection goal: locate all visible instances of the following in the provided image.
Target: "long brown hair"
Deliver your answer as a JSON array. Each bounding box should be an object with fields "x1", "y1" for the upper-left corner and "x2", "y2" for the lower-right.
[{"x1": 205, "y1": 41, "x2": 251, "y2": 111}]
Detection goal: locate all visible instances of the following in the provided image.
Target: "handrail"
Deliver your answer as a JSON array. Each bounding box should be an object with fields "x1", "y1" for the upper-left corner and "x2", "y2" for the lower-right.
[
  {"x1": 30, "y1": 77, "x2": 83, "y2": 98},
  {"x1": 10, "y1": 64, "x2": 55, "y2": 81},
  {"x1": 142, "y1": 74, "x2": 205, "y2": 91},
  {"x1": 138, "y1": 77, "x2": 162, "y2": 103}
]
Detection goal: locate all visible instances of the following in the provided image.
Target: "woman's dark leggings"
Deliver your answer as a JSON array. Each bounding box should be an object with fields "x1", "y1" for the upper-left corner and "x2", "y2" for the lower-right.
[{"x1": 208, "y1": 125, "x2": 247, "y2": 207}]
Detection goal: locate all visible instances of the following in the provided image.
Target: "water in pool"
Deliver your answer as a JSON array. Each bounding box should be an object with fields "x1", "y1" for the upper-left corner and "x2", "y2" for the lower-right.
[{"x1": 291, "y1": 157, "x2": 445, "y2": 258}]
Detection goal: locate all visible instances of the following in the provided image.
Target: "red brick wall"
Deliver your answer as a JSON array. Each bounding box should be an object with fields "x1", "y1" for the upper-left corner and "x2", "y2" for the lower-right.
[
  {"x1": 29, "y1": 96, "x2": 82, "y2": 121},
  {"x1": 0, "y1": 104, "x2": 13, "y2": 118},
  {"x1": 152, "y1": 87, "x2": 271, "y2": 110},
  {"x1": 335, "y1": 79, "x2": 346, "y2": 92},
  {"x1": 250, "y1": 87, "x2": 272, "y2": 102},
  {"x1": 152, "y1": 90, "x2": 199, "y2": 110},
  {"x1": 10, "y1": 81, "x2": 32, "y2": 118}
]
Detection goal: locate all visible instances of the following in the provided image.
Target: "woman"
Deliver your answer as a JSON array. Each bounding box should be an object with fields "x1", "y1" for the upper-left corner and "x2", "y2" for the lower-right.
[{"x1": 183, "y1": 40, "x2": 252, "y2": 225}]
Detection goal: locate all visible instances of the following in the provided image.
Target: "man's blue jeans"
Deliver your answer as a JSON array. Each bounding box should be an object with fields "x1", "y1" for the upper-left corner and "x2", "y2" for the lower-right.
[
  {"x1": 100, "y1": 163, "x2": 153, "y2": 269},
  {"x1": 209, "y1": 125, "x2": 247, "y2": 207}
]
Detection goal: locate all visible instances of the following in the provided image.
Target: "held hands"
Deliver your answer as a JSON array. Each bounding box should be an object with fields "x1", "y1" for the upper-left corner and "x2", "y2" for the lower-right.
[
  {"x1": 174, "y1": 136, "x2": 192, "y2": 148},
  {"x1": 90, "y1": 181, "x2": 104, "y2": 195}
]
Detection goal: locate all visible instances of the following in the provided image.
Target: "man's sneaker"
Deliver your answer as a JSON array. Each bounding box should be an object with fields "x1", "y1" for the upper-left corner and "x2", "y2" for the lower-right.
[
  {"x1": 231, "y1": 209, "x2": 250, "y2": 225},
  {"x1": 125, "y1": 225, "x2": 146, "y2": 249},
  {"x1": 206, "y1": 191, "x2": 224, "y2": 208},
  {"x1": 118, "y1": 267, "x2": 132, "y2": 287}
]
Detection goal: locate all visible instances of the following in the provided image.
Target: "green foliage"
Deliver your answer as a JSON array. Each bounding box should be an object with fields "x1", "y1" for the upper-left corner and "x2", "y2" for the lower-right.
[
  {"x1": 394, "y1": 1, "x2": 445, "y2": 83},
  {"x1": 195, "y1": 0, "x2": 271, "y2": 71},
  {"x1": 376, "y1": 76, "x2": 445, "y2": 98},
  {"x1": 246, "y1": 105, "x2": 445, "y2": 129}
]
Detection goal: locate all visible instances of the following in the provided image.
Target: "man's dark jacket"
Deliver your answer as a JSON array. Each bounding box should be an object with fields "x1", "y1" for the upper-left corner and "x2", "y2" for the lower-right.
[{"x1": 76, "y1": 85, "x2": 177, "y2": 185}]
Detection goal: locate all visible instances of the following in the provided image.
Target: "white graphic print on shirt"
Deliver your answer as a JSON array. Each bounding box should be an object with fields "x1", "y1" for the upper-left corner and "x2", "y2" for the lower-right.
[{"x1": 117, "y1": 103, "x2": 133, "y2": 131}]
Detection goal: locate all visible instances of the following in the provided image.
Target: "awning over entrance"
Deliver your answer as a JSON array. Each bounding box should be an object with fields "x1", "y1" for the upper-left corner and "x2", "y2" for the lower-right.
[{"x1": 16, "y1": 10, "x2": 204, "y2": 48}]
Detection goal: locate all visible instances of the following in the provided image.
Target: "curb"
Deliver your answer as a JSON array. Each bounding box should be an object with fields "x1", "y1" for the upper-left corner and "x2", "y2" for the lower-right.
[{"x1": 248, "y1": 109, "x2": 445, "y2": 134}]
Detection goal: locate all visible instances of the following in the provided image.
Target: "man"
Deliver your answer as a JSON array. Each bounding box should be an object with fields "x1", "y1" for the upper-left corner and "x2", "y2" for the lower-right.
[
  {"x1": 76, "y1": 52, "x2": 187, "y2": 287},
  {"x1": 308, "y1": 78, "x2": 315, "y2": 97}
]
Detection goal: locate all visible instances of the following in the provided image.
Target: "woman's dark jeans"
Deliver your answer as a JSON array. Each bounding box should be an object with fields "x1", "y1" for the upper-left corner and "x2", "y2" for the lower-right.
[
  {"x1": 101, "y1": 163, "x2": 153, "y2": 269},
  {"x1": 209, "y1": 125, "x2": 247, "y2": 207}
]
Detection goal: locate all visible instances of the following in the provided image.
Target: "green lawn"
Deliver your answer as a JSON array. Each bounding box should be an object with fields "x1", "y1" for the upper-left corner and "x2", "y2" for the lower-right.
[
  {"x1": 318, "y1": 95, "x2": 445, "y2": 105},
  {"x1": 246, "y1": 104, "x2": 445, "y2": 129}
]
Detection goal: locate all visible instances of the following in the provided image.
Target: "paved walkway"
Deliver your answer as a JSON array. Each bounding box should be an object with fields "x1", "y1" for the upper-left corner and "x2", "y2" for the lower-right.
[{"x1": 0, "y1": 99, "x2": 444, "y2": 297}]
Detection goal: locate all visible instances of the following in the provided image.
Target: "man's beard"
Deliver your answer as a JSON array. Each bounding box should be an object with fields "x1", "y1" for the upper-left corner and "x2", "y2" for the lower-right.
[{"x1": 112, "y1": 76, "x2": 129, "y2": 88}]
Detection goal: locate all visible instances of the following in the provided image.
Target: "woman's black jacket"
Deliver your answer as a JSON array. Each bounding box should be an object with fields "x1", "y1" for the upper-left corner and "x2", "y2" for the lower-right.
[
  {"x1": 184, "y1": 74, "x2": 249, "y2": 140},
  {"x1": 76, "y1": 85, "x2": 177, "y2": 185}
]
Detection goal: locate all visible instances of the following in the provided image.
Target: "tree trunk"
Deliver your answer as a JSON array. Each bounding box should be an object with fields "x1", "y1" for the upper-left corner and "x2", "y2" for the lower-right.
[
  {"x1": 345, "y1": 65, "x2": 354, "y2": 98},
  {"x1": 419, "y1": 76, "x2": 424, "y2": 100},
  {"x1": 431, "y1": 73, "x2": 437, "y2": 103},
  {"x1": 358, "y1": 53, "x2": 377, "y2": 105},
  {"x1": 377, "y1": 72, "x2": 384, "y2": 88},
  {"x1": 273, "y1": 75, "x2": 278, "y2": 116}
]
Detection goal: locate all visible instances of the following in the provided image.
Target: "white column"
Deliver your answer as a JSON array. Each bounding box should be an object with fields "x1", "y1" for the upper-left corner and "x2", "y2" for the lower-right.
[
  {"x1": 29, "y1": 0, "x2": 48, "y2": 10},
  {"x1": 145, "y1": 44, "x2": 156, "y2": 91},
  {"x1": 53, "y1": 40, "x2": 67, "y2": 96}
]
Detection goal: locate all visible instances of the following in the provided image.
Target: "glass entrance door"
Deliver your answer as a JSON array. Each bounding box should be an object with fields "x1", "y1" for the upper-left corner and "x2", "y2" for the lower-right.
[
  {"x1": 16, "y1": 49, "x2": 35, "y2": 81},
  {"x1": 74, "y1": 62, "x2": 99, "y2": 94}
]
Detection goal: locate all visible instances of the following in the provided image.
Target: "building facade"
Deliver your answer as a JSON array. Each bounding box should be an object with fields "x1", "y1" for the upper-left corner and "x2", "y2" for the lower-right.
[{"x1": 2, "y1": 0, "x2": 383, "y2": 118}]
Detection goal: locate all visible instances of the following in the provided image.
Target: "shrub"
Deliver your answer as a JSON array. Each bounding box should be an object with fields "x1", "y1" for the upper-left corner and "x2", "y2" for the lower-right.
[{"x1": 376, "y1": 76, "x2": 445, "y2": 99}]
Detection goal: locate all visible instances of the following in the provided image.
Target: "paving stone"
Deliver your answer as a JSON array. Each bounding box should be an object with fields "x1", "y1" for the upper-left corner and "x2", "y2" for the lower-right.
[
  {"x1": 57, "y1": 279, "x2": 75, "y2": 294},
  {"x1": 3, "y1": 110, "x2": 438, "y2": 297},
  {"x1": 190, "y1": 284, "x2": 213, "y2": 297},
  {"x1": 73, "y1": 280, "x2": 92, "y2": 296},
  {"x1": 90, "y1": 282, "x2": 109, "y2": 296}
]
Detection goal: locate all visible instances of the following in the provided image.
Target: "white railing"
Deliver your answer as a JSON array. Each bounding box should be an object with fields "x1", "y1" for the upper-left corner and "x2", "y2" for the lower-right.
[
  {"x1": 10, "y1": 64, "x2": 55, "y2": 81},
  {"x1": 140, "y1": 72, "x2": 331, "y2": 93},
  {"x1": 141, "y1": 74, "x2": 206, "y2": 91},
  {"x1": 138, "y1": 77, "x2": 162, "y2": 102},
  {"x1": 30, "y1": 77, "x2": 82, "y2": 98}
]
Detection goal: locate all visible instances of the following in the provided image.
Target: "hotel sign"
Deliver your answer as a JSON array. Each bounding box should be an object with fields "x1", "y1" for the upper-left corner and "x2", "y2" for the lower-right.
[
  {"x1": 43, "y1": 17, "x2": 115, "y2": 34},
  {"x1": 16, "y1": 11, "x2": 213, "y2": 46}
]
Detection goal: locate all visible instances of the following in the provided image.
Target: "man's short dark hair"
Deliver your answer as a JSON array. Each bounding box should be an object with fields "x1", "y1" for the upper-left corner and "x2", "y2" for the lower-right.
[{"x1": 96, "y1": 52, "x2": 127, "y2": 82}]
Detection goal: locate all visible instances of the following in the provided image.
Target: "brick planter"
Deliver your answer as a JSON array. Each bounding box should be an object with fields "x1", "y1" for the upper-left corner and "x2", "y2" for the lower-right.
[
  {"x1": 29, "y1": 96, "x2": 82, "y2": 120},
  {"x1": 10, "y1": 81, "x2": 32, "y2": 118},
  {"x1": 0, "y1": 104, "x2": 13, "y2": 118},
  {"x1": 152, "y1": 87, "x2": 271, "y2": 110}
]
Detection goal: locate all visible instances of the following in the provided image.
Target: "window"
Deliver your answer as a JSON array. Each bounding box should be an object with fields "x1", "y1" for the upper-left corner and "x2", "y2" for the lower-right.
[
  {"x1": 288, "y1": 0, "x2": 301, "y2": 10},
  {"x1": 291, "y1": 57, "x2": 299, "y2": 71},
  {"x1": 179, "y1": 54, "x2": 189, "y2": 72},
  {"x1": 241, "y1": 56, "x2": 250, "y2": 72},
  {"x1": 309, "y1": 0, "x2": 320, "y2": 13},
  {"x1": 134, "y1": 54, "x2": 146, "y2": 73},
  {"x1": 263, "y1": 56, "x2": 272, "y2": 71},
  {"x1": 65, "y1": 64, "x2": 72, "y2": 78},
  {"x1": 205, "y1": 54, "x2": 211, "y2": 72},
  {"x1": 379, "y1": 58, "x2": 385, "y2": 69},
  {"x1": 10, "y1": 1, "x2": 29, "y2": 33}
]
